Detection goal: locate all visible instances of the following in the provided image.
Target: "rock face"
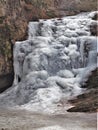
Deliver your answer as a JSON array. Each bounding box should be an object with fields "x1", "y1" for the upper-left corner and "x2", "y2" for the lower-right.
[{"x1": 0, "y1": 0, "x2": 97, "y2": 92}]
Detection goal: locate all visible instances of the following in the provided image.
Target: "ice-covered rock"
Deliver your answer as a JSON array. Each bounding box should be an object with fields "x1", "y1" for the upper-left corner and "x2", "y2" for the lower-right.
[{"x1": 0, "y1": 12, "x2": 97, "y2": 113}]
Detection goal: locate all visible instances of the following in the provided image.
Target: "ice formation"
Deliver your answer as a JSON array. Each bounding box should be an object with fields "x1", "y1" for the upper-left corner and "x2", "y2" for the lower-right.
[{"x1": 0, "y1": 12, "x2": 97, "y2": 112}]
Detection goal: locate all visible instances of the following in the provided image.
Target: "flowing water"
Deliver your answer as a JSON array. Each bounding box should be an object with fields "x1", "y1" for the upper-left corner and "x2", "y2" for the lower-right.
[{"x1": 0, "y1": 11, "x2": 97, "y2": 113}]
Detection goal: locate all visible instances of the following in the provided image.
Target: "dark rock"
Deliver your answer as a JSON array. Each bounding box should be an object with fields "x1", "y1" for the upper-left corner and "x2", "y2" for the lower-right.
[
  {"x1": 0, "y1": 72, "x2": 14, "y2": 93},
  {"x1": 92, "y1": 12, "x2": 98, "y2": 20},
  {"x1": 90, "y1": 22, "x2": 98, "y2": 36},
  {"x1": 85, "y1": 69, "x2": 98, "y2": 88}
]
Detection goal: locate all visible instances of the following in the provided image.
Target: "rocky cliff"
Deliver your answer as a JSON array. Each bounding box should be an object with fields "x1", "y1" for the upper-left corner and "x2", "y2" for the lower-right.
[{"x1": 0, "y1": 0, "x2": 97, "y2": 92}]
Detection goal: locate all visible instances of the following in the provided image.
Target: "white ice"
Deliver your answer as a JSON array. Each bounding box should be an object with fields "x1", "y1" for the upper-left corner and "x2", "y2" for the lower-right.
[{"x1": 0, "y1": 11, "x2": 97, "y2": 113}]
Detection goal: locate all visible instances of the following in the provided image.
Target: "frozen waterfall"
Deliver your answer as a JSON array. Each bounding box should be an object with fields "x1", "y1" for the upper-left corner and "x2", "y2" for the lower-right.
[{"x1": 0, "y1": 12, "x2": 97, "y2": 113}]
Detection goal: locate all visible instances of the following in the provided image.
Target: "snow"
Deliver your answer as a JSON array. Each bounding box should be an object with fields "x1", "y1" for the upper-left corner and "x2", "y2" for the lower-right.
[
  {"x1": 88, "y1": 11, "x2": 98, "y2": 19},
  {"x1": 57, "y1": 69, "x2": 74, "y2": 78},
  {"x1": 36, "y1": 126, "x2": 65, "y2": 130},
  {"x1": 0, "y1": 12, "x2": 97, "y2": 113}
]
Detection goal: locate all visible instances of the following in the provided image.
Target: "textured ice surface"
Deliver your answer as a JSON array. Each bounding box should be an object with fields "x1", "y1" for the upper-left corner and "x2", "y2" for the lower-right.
[{"x1": 0, "y1": 12, "x2": 97, "y2": 112}]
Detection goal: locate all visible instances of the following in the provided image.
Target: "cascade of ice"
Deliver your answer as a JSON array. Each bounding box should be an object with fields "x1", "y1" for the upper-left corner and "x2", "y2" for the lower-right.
[{"x1": 0, "y1": 12, "x2": 97, "y2": 112}]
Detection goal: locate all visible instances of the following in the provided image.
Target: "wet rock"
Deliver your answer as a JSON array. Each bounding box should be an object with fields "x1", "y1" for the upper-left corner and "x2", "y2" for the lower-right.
[
  {"x1": 67, "y1": 90, "x2": 98, "y2": 112},
  {"x1": 90, "y1": 22, "x2": 98, "y2": 36},
  {"x1": 0, "y1": 72, "x2": 14, "y2": 93},
  {"x1": 92, "y1": 12, "x2": 98, "y2": 20}
]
